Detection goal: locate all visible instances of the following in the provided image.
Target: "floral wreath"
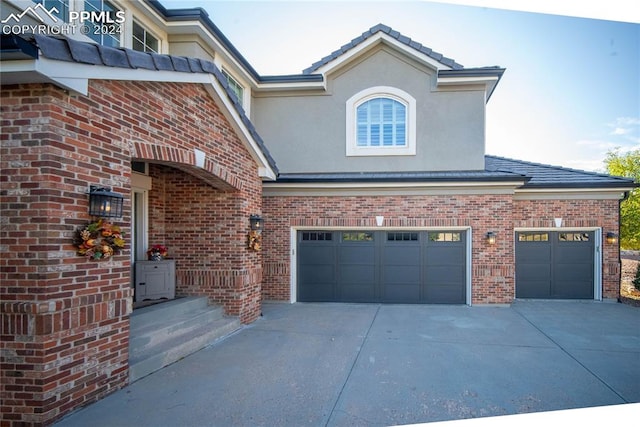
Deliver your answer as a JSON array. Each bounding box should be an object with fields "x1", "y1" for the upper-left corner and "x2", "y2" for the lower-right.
[
  {"x1": 147, "y1": 244, "x2": 168, "y2": 258},
  {"x1": 74, "y1": 219, "x2": 125, "y2": 259}
]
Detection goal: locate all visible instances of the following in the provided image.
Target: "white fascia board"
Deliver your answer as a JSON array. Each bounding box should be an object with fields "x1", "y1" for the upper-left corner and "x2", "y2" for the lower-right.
[
  {"x1": 201, "y1": 76, "x2": 277, "y2": 180},
  {"x1": 312, "y1": 32, "x2": 451, "y2": 76},
  {"x1": 263, "y1": 181, "x2": 526, "y2": 196},
  {"x1": 436, "y1": 75, "x2": 499, "y2": 101},
  {"x1": 1, "y1": 59, "x2": 90, "y2": 94},
  {"x1": 254, "y1": 80, "x2": 327, "y2": 92},
  {"x1": 514, "y1": 188, "x2": 631, "y2": 200}
]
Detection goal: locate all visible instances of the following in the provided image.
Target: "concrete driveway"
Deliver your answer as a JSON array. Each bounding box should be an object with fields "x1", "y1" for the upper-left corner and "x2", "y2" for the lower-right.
[{"x1": 56, "y1": 300, "x2": 640, "y2": 426}]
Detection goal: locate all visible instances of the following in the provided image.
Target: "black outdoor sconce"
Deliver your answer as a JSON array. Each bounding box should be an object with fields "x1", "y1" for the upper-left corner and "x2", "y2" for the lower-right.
[
  {"x1": 605, "y1": 232, "x2": 619, "y2": 245},
  {"x1": 88, "y1": 185, "x2": 124, "y2": 218},
  {"x1": 248, "y1": 214, "x2": 263, "y2": 251},
  {"x1": 486, "y1": 231, "x2": 497, "y2": 245}
]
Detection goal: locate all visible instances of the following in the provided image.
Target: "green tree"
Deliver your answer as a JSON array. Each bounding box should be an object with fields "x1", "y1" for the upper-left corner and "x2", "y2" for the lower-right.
[{"x1": 604, "y1": 148, "x2": 640, "y2": 249}]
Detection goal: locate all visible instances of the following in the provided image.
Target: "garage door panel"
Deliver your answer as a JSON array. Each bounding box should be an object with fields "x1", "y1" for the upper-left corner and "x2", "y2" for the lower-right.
[
  {"x1": 425, "y1": 265, "x2": 465, "y2": 284},
  {"x1": 383, "y1": 246, "x2": 421, "y2": 265},
  {"x1": 517, "y1": 264, "x2": 551, "y2": 280},
  {"x1": 339, "y1": 246, "x2": 374, "y2": 264},
  {"x1": 426, "y1": 246, "x2": 464, "y2": 265},
  {"x1": 299, "y1": 246, "x2": 334, "y2": 264},
  {"x1": 299, "y1": 265, "x2": 335, "y2": 283},
  {"x1": 382, "y1": 283, "x2": 421, "y2": 302},
  {"x1": 383, "y1": 265, "x2": 421, "y2": 284},
  {"x1": 515, "y1": 245, "x2": 551, "y2": 263},
  {"x1": 298, "y1": 282, "x2": 334, "y2": 301},
  {"x1": 554, "y1": 266, "x2": 593, "y2": 281},
  {"x1": 553, "y1": 280, "x2": 593, "y2": 299},
  {"x1": 425, "y1": 285, "x2": 465, "y2": 304},
  {"x1": 340, "y1": 283, "x2": 376, "y2": 301},
  {"x1": 340, "y1": 265, "x2": 375, "y2": 283},
  {"x1": 555, "y1": 248, "x2": 592, "y2": 264},
  {"x1": 517, "y1": 280, "x2": 551, "y2": 299}
]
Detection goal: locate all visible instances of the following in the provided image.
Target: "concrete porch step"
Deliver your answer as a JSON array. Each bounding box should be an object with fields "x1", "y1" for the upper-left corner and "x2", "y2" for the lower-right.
[{"x1": 129, "y1": 297, "x2": 241, "y2": 383}]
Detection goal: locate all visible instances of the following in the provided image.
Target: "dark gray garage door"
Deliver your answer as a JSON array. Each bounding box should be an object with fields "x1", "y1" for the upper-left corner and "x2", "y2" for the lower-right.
[
  {"x1": 515, "y1": 231, "x2": 595, "y2": 299},
  {"x1": 298, "y1": 230, "x2": 466, "y2": 304}
]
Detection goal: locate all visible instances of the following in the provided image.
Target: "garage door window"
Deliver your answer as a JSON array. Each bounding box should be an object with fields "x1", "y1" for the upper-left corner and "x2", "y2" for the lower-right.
[
  {"x1": 342, "y1": 232, "x2": 374, "y2": 242},
  {"x1": 429, "y1": 232, "x2": 461, "y2": 242},
  {"x1": 559, "y1": 233, "x2": 590, "y2": 242},
  {"x1": 301, "y1": 232, "x2": 332, "y2": 241},
  {"x1": 387, "y1": 232, "x2": 418, "y2": 241},
  {"x1": 518, "y1": 232, "x2": 549, "y2": 242}
]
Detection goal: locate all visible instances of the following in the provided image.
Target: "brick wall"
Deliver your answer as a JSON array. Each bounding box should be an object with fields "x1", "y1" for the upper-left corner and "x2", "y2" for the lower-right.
[
  {"x1": 262, "y1": 193, "x2": 515, "y2": 304},
  {"x1": 1, "y1": 78, "x2": 262, "y2": 424},
  {"x1": 147, "y1": 164, "x2": 262, "y2": 322},
  {"x1": 1, "y1": 83, "x2": 132, "y2": 426},
  {"x1": 263, "y1": 194, "x2": 621, "y2": 303}
]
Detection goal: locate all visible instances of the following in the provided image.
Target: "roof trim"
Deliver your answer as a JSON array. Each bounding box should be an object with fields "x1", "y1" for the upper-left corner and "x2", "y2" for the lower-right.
[
  {"x1": 274, "y1": 170, "x2": 528, "y2": 184},
  {"x1": 145, "y1": 0, "x2": 262, "y2": 81},
  {"x1": 486, "y1": 155, "x2": 637, "y2": 189},
  {"x1": 304, "y1": 23, "x2": 464, "y2": 75}
]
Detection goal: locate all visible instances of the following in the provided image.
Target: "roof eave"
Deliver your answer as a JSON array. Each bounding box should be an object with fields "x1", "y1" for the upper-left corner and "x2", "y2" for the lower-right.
[{"x1": 438, "y1": 68, "x2": 506, "y2": 102}]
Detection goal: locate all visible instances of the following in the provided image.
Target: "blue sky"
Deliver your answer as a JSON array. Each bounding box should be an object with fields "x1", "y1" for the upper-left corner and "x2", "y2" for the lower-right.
[{"x1": 162, "y1": 1, "x2": 639, "y2": 172}]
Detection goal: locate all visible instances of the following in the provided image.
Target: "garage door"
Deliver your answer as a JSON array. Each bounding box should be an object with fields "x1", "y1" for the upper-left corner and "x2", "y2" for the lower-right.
[
  {"x1": 297, "y1": 230, "x2": 466, "y2": 304},
  {"x1": 515, "y1": 231, "x2": 595, "y2": 299}
]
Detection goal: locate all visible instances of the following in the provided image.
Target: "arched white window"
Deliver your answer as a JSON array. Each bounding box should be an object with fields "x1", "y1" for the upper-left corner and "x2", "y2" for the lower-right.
[{"x1": 346, "y1": 86, "x2": 416, "y2": 156}]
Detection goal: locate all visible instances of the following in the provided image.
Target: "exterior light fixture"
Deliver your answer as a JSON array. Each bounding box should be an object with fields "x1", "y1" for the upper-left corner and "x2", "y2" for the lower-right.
[
  {"x1": 249, "y1": 215, "x2": 263, "y2": 231},
  {"x1": 486, "y1": 231, "x2": 497, "y2": 245},
  {"x1": 88, "y1": 185, "x2": 123, "y2": 218},
  {"x1": 248, "y1": 214, "x2": 263, "y2": 250},
  {"x1": 605, "y1": 232, "x2": 618, "y2": 244}
]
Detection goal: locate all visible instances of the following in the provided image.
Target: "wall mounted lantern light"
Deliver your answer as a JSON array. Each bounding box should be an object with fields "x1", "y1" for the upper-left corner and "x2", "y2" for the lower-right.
[
  {"x1": 88, "y1": 185, "x2": 123, "y2": 218},
  {"x1": 605, "y1": 232, "x2": 619, "y2": 245},
  {"x1": 486, "y1": 231, "x2": 497, "y2": 245},
  {"x1": 248, "y1": 214, "x2": 263, "y2": 251}
]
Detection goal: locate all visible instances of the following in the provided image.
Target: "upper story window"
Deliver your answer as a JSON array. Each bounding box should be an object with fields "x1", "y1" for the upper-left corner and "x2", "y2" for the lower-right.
[
  {"x1": 222, "y1": 69, "x2": 244, "y2": 106},
  {"x1": 346, "y1": 86, "x2": 416, "y2": 156},
  {"x1": 132, "y1": 21, "x2": 159, "y2": 53},
  {"x1": 84, "y1": 0, "x2": 121, "y2": 48},
  {"x1": 34, "y1": 0, "x2": 69, "y2": 21}
]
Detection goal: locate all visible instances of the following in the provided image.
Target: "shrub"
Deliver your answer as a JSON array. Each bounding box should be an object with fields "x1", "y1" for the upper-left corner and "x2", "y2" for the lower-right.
[{"x1": 634, "y1": 262, "x2": 640, "y2": 291}]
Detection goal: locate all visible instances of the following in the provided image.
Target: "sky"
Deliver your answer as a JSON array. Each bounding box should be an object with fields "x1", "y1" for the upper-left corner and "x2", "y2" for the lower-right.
[{"x1": 161, "y1": 0, "x2": 640, "y2": 172}]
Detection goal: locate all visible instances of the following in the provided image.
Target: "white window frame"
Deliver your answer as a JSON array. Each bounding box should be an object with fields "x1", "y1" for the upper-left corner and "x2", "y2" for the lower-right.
[
  {"x1": 132, "y1": 20, "x2": 160, "y2": 53},
  {"x1": 221, "y1": 68, "x2": 245, "y2": 107},
  {"x1": 346, "y1": 86, "x2": 416, "y2": 157}
]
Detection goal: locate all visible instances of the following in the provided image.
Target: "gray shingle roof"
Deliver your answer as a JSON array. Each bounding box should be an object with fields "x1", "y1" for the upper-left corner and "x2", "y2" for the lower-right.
[
  {"x1": 303, "y1": 23, "x2": 465, "y2": 74},
  {"x1": 485, "y1": 155, "x2": 636, "y2": 189},
  {"x1": 23, "y1": 34, "x2": 279, "y2": 175},
  {"x1": 275, "y1": 169, "x2": 526, "y2": 183},
  {"x1": 273, "y1": 156, "x2": 637, "y2": 190}
]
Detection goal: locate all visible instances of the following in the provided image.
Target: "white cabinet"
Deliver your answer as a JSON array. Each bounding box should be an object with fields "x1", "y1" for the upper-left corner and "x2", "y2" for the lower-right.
[{"x1": 135, "y1": 260, "x2": 175, "y2": 301}]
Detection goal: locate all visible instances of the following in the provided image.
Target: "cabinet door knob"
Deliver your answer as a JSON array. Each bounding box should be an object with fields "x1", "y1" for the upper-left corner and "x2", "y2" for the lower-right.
[{"x1": 139, "y1": 282, "x2": 146, "y2": 286}]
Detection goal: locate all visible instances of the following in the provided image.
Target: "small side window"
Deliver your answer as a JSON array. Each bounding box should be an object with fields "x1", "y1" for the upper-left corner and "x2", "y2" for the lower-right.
[
  {"x1": 222, "y1": 69, "x2": 245, "y2": 106},
  {"x1": 132, "y1": 21, "x2": 159, "y2": 53}
]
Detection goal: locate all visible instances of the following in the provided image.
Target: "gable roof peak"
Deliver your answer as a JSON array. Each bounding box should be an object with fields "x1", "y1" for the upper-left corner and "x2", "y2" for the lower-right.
[{"x1": 303, "y1": 23, "x2": 464, "y2": 75}]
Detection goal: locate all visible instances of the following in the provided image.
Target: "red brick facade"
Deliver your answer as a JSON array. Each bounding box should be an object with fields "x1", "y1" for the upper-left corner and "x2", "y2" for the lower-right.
[
  {"x1": 262, "y1": 194, "x2": 621, "y2": 303},
  {"x1": 1, "y1": 80, "x2": 263, "y2": 425}
]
